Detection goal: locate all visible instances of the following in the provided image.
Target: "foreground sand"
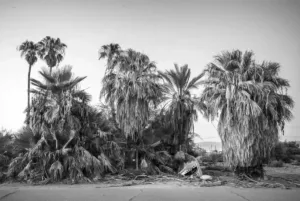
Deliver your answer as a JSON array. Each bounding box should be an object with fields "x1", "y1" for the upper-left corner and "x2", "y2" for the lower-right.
[{"x1": 1, "y1": 184, "x2": 300, "y2": 201}]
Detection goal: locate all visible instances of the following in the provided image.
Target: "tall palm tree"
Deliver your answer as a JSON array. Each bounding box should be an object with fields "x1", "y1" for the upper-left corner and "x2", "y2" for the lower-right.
[
  {"x1": 99, "y1": 44, "x2": 122, "y2": 130},
  {"x1": 101, "y1": 48, "x2": 162, "y2": 169},
  {"x1": 37, "y1": 36, "x2": 67, "y2": 75},
  {"x1": 115, "y1": 49, "x2": 162, "y2": 139},
  {"x1": 18, "y1": 41, "x2": 39, "y2": 121},
  {"x1": 159, "y1": 64, "x2": 204, "y2": 153},
  {"x1": 200, "y1": 50, "x2": 293, "y2": 177}
]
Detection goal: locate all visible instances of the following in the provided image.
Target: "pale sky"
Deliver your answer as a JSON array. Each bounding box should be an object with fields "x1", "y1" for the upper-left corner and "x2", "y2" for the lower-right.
[{"x1": 0, "y1": 0, "x2": 299, "y2": 142}]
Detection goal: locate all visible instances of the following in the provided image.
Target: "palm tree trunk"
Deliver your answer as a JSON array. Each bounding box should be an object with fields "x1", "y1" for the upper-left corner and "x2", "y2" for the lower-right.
[
  {"x1": 226, "y1": 85, "x2": 231, "y2": 126},
  {"x1": 110, "y1": 101, "x2": 119, "y2": 130},
  {"x1": 43, "y1": 65, "x2": 52, "y2": 105},
  {"x1": 49, "y1": 128, "x2": 59, "y2": 150},
  {"x1": 179, "y1": 102, "x2": 184, "y2": 152},
  {"x1": 27, "y1": 64, "x2": 32, "y2": 124},
  {"x1": 135, "y1": 149, "x2": 139, "y2": 170}
]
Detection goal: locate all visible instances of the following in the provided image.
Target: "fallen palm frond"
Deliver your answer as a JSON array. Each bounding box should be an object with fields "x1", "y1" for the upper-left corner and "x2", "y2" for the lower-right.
[
  {"x1": 7, "y1": 154, "x2": 28, "y2": 178},
  {"x1": 98, "y1": 152, "x2": 116, "y2": 173},
  {"x1": 0, "y1": 154, "x2": 10, "y2": 167},
  {"x1": 49, "y1": 160, "x2": 63, "y2": 181},
  {"x1": 159, "y1": 165, "x2": 175, "y2": 174},
  {"x1": 178, "y1": 153, "x2": 202, "y2": 177}
]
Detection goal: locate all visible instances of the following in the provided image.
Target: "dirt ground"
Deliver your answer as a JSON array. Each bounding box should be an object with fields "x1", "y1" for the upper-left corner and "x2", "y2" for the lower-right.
[{"x1": 2, "y1": 164, "x2": 300, "y2": 190}]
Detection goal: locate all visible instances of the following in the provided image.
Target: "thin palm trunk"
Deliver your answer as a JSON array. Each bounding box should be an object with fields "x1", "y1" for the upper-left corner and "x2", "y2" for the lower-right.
[
  {"x1": 27, "y1": 64, "x2": 32, "y2": 124},
  {"x1": 49, "y1": 66, "x2": 53, "y2": 76},
  {"x1": 135, "y1": 149, "x2": 139, "y2": 170},
  {"x1": 179, "y1": 102, "x2": 184, "y2": 152},
  {"x1": 44, "y1": 66, "x2": 53, "y2": 104}
]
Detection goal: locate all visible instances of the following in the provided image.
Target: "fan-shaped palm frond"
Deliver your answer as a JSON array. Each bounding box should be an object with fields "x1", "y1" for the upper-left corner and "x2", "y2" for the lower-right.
[{"x1": 30, "y1": 65, "x2": 86, "y2": 95}]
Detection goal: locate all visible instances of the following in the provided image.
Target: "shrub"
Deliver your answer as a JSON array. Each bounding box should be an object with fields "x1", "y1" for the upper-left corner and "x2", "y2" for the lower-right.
[
  {"x1": 271, "y1": 141, "x2": 300, "y2": 163},
  {"x1": 282, "y1": 156, "x2": 292, "y2": 163},
  {"x1": 201, "y1": 155, "x2": 213, "y2": 163},
  {"x1": 293, "y1": 161, "x2": 300, "y2": 166},
  {"x1": 211, "y1": 152, "x2": 223, "y2": 163},
  {"x1": 201, "y1": 152, "x2": 223, "y2": 164},
  {"x1": 293, "y1": 155, "x2": 300, "y2": 163},
  {"x1": 269, "y1": 160, "x2": 284, "y2": 167}
]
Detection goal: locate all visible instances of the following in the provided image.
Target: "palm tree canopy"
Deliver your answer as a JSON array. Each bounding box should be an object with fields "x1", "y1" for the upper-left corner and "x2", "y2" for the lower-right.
[
  {"x1": 30, "y1": 65, "x2": 86, "y2": 95},
  {"x1": 201, "y1": 50, "x2": 293, "y2": 133},
  {"x1": 99, "y1": 43, "x2": 121, "y2": 62},
  {"x1": 18, "y1": 40, "x2": 38, "y2": 66},
  {"x1": 100, "y1": 48, "x2": 162, "y2": 139},
  {"x1": 29, "y1": 65, "x2": 88, "y2": 134},
  {"x1": 37, "y1": 36, "x2": 67, "y2": 68},
  {"x1": 159, "y1": 64, "x2": 203, "y2": 99}
]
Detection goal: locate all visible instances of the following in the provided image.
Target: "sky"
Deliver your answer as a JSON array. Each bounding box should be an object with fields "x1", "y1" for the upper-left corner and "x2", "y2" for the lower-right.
[{"x1": 0, "y1": 0, "x2": 299, "y2": 142}]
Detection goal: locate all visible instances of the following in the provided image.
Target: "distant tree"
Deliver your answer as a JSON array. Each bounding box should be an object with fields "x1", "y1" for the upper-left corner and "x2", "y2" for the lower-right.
[
  {"x1": 17, "y1": 41, "x2": 39, "y2": 121},
  {"x1": 272, "y1": 141, "x2": 300, "y2": 163}
]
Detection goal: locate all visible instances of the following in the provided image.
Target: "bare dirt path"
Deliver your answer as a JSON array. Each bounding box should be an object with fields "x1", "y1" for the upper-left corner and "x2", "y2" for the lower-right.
[{"x1": 0, "y1": 184, "x2": 300, "y2": 201}]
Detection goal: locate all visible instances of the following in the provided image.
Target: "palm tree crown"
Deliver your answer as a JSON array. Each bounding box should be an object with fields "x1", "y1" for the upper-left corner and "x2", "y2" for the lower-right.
[
  {"x1": 18, "y1": 40, "x2": 39, "y2": 122},
  {"x1": 99, "y1": 43, "x2": 122, "y2": 73},
  {"x1": 18, "y1": 41, "x2": 38, "y2": 66},
  {"x1": 38, "y1": 36, "x2": 67, "y2": 74}
]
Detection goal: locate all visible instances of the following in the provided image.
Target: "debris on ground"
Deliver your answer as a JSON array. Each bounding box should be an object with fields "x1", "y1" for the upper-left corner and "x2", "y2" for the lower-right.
[
  {"x1": 200, "y1": 175, "x2": 212, "y2": 181},
  {"x1": 2, "y1": 164, "x2": 300, "y2": 189}
]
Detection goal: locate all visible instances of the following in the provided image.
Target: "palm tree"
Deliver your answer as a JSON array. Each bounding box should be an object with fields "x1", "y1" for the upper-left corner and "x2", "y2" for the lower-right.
[
  {"x1": 99, "y1": 44, "x2": 122, "y2": 130},
  {"x1": 101, "y1": 48, "x2": 162, "y2": 169},
  {"x1": 116, "y1": 49, "x2": 162, "y2": 138},
  {"x1": 200, "y1": 50, "x2": 293, "y2": 177},
  {"x1": 30, "y1": 65, "x2": 86, "y2": 150},
  {"x1": 18, "y1": 41, "x2": 39, "y2": 121},
  {"x1": 159, "y1": 64, "x2": 203, "y2": 153},
  {"x1": 37, "y1": 36, "x2": 67, "y2": 75},
  {"x1": 8, "y1": 66, "x2": 117, "y2": 182}
]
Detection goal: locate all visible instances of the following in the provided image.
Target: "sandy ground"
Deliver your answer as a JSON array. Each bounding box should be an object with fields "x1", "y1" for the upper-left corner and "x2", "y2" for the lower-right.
[{"x1": 1, "y1": 184, "x2": 300, "y2": 201}]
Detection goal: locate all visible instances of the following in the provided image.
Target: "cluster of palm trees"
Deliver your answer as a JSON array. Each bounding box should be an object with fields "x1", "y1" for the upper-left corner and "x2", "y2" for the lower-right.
[
  {"x1": 18, "y1": 37, "x2": 67, "y2": 121},
  {"x1": 1, "y1": 39, "x2": 293, "y2": 183}
]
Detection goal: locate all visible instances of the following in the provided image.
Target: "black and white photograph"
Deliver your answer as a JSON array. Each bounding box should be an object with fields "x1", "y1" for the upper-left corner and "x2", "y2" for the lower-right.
[{"x1": 0, "y1": 0, "x2": 299, "y2": 200}]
